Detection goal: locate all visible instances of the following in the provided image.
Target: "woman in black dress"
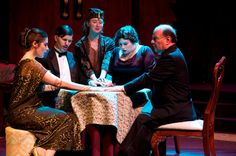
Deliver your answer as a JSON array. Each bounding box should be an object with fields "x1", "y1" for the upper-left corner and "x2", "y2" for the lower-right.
[{"x1": 107, "y1": 25, "x2": 156, "y2": 86}]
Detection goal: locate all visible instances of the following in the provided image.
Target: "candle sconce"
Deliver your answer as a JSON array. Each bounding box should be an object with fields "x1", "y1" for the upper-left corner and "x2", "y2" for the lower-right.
[{"x1": 60, "y1": 0, "x2": 82, "y2": 20}]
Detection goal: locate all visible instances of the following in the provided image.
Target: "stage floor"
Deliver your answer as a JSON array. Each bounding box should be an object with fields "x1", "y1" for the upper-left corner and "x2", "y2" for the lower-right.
[{"x1": 1, "y1": 132, "x2": 236, "y2": 156}]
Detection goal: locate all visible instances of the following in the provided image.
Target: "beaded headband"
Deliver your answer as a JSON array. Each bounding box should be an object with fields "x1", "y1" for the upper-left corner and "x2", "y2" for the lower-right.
[{"x1": 24, "y1": 28, "x2": 31, "y2": 47}]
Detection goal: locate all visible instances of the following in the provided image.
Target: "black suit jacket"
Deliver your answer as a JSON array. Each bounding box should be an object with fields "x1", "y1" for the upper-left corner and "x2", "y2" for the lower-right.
[
  {"x1": 36, "y1": 48, "x2": 80, "y2": 107},
  {"x1": 37, "y1": 48, "x2": 80, "y2": 82},
  {"x1": 124, "y1": 45, "x2": 197, "y2": 124}
]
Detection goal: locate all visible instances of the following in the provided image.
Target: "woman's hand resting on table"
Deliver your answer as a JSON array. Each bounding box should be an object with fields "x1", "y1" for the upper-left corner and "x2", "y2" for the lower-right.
[
  {"x1": 88, "y1": 78, "x2": 114, "y2": 87},
  {"x1": 88, "y1": 79, "x2": 101, "y2": 87},
  {"x1": 97, "y1": 78, "x2": 114, "y2": 87},
  {"x1": 88, "y1": 85, "x2": 124, "y2": 92},
  {"x1": 103, "y1": 85, "x2": 125, "y2": 92},
  {"x1": 88, "y1": 86, "x2": 104, "y2": 92}
]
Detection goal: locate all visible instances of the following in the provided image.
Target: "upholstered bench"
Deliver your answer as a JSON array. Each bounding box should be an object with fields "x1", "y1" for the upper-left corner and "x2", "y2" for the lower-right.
[{"x1": 5, "y1": 126, "x2": 36, "y2": 156}]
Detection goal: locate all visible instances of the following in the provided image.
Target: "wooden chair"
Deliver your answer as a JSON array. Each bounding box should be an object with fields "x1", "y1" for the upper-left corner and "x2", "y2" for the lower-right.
[
  {"x1": 151, "y1": 56, "x2": 226, "y2": 156},
  {"x1": 0, "y1": 60, "x2": 16, "y2": 135}
]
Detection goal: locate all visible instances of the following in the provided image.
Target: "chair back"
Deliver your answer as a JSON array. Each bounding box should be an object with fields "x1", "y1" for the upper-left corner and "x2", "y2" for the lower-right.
[
  {"x1": 0, "y1": 60, "x2": 16, "y2": 84},
  {"x1": 203, "y1": 56, "x2": 226, "y2": 133}
]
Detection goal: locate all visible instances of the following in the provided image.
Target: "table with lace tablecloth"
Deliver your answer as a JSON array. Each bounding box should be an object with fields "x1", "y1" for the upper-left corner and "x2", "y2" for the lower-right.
[{"x1": 71, "y1": 91, "x2": 142, "y2": 143}]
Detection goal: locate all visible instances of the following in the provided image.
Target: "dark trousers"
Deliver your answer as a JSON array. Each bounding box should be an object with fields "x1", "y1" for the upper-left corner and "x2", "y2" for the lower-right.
[{"x1": 118, "y1": 114, "x2": 166, "y2": 156}]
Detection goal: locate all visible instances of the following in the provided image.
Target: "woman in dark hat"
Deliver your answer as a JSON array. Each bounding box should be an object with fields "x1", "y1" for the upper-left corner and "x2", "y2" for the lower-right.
[
  {"x1": 74, "y1": 8, "x2": 115, "y2": 156},
  {"x1": 75, "y1": 8, "x2": 115, "y2": 86}
]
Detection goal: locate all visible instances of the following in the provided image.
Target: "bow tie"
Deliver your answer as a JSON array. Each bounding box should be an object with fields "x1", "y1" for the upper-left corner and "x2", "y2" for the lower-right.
[
  {"x1": 58, "y1": 52, "x2": 67, "y2": 57},
  {"x1": 54, "y1": 48, "x2": 67, "y2": 57}
]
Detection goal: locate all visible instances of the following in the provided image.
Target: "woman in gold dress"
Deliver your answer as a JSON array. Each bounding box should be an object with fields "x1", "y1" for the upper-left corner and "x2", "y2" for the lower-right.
[{"x1": 8, "y1": 27, "x2": 96, "y2": 156}]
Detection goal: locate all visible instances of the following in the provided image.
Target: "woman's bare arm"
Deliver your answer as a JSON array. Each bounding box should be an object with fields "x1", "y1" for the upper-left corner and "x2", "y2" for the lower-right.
[{"x1": 42, "y1": 71, "x2": 92, "y2": 91}]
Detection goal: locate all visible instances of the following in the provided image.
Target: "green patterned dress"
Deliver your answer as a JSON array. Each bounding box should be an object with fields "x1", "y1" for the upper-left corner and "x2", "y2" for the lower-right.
[{"x1": 8, "y1": 59, "x2": 83, "y2": 151}]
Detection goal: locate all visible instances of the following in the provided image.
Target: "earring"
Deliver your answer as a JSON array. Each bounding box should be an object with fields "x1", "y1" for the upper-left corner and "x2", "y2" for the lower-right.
[{"x1": 31, "y1": 147, "x2": 38, "y2": 156}]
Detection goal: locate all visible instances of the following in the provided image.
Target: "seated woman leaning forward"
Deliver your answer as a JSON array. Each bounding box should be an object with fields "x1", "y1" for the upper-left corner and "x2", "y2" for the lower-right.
[{"x1": 8, "y1": 27, "x2": 99, "y2": 156}]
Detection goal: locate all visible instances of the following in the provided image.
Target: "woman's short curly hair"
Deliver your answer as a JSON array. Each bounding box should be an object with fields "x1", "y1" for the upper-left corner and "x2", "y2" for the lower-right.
[{"x1": 114, "y1": 25, "x2": 139, "y2": 45}]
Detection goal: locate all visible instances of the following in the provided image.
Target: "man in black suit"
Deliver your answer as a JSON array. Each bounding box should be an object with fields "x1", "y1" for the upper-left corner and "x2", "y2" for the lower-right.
[
  {"x1": 36, "y1": 24, "x2": 80, "y2": 111},
  {"x1": 106, "y1": 24, "x2": 197, "y2": 156}
]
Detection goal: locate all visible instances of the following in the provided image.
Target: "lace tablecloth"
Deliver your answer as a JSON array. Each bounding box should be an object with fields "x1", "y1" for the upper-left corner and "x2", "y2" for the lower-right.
[{"x1": 71, "y1": 91, "x2": 141, "y2": 143}]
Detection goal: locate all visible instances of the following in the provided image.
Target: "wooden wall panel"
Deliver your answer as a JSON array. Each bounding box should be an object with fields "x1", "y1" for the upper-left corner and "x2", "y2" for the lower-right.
[{"x1": 138, "y1": 0, "x2": 176, "y2": 47}]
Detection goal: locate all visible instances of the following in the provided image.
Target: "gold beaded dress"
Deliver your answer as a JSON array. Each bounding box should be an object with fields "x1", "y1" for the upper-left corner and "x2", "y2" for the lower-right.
[{"x1": 8, "y1": 59, "x2": 83, "y2": 150}]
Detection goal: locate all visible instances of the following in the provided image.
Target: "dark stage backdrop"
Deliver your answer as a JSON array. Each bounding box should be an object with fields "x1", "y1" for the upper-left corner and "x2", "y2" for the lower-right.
[{"x1": 0, "y1": 0, "x2": 235, "y2": 83}]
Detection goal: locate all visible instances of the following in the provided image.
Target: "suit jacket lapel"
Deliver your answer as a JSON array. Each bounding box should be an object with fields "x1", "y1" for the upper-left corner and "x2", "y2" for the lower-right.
[
  {"x1": 49, "y1": 49, "x2": 60, "y2": 77},
  {"x1": 67, "y1": 52, "x2": 78, "y2": 82}
]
